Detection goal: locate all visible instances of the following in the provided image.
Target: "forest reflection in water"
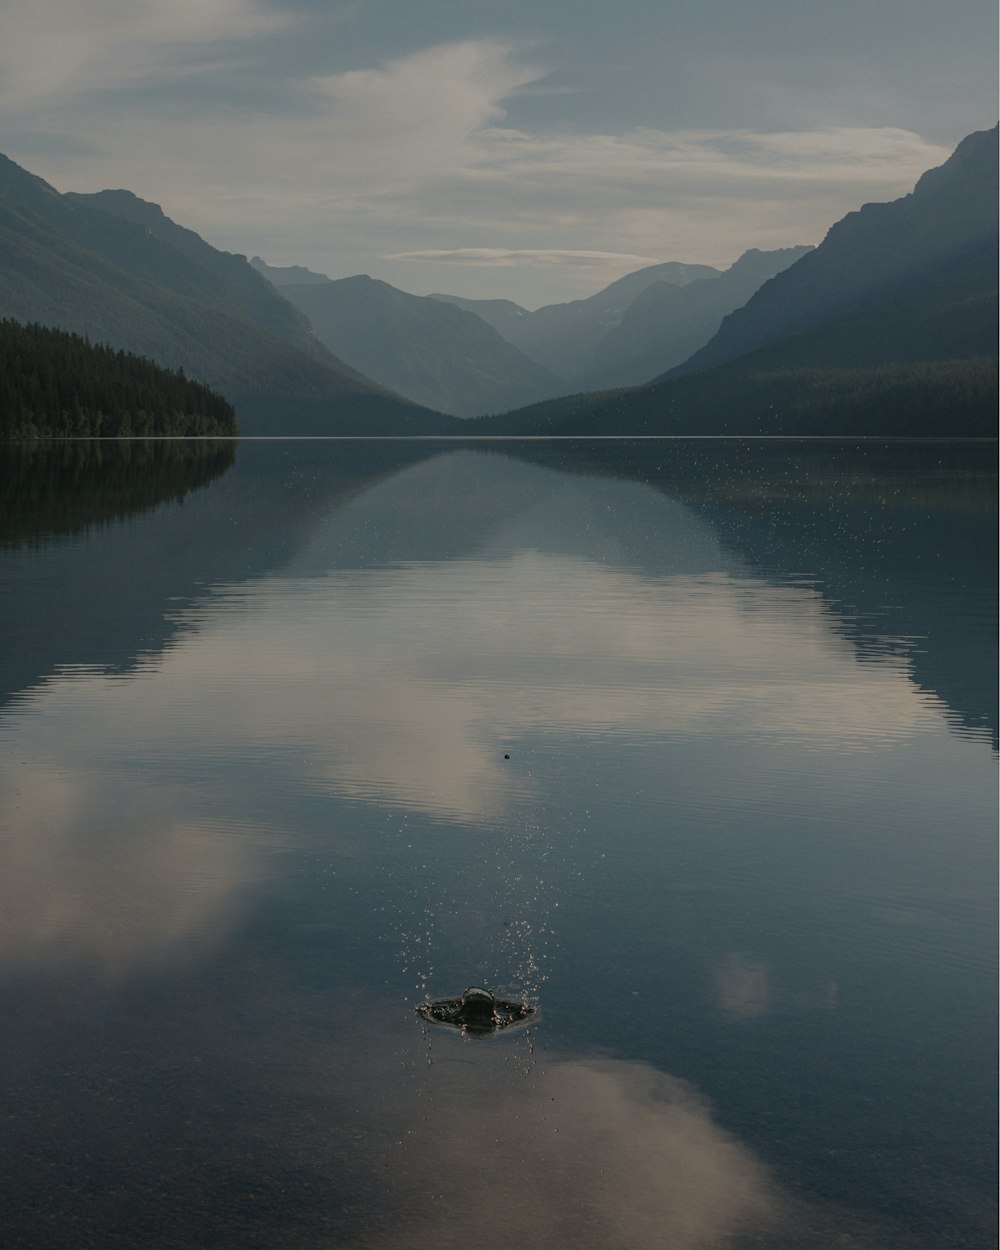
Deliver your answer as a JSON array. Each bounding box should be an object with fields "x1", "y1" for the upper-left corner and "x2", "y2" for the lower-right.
[{"x1": 0, "y1": 437, "x2": 995, "y2": 1250}]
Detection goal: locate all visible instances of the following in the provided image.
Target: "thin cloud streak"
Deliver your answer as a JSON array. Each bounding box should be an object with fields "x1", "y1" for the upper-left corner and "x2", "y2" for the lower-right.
[{"x1": 388, "y1": 248, "x2": 667, "y2": 268}]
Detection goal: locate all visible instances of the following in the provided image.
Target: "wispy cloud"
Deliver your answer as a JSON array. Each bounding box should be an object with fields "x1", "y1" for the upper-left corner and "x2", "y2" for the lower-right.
[
  {"x1": 0, "y1": 29, "x2": 955, "y2": 300},
  {"x1": 387, "y1": 248, "x2": 667, "y2": 268},
  {"x1": 0, "y1": 0, "x2": 285, "y2": 107}
]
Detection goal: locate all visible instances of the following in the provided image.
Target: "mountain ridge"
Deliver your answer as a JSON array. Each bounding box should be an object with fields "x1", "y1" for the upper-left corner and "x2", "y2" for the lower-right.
[
  {"x1": 0, "y1": 155, "x2": 458, "y2": 434},
  {"x1": 470, "y1": 125, "x2": 997, "y2": 437},
  {"x1": 670, "y1": 124, "x2": 999, "y2": 379},
  {"x1": 251, "y1": 261, "x2": 565, "y2": 417},
  {"x1": 425, "y1": 293, "x2": 531, "y2": 340},
  {"x1": 576, "y1": 245, "x2": 813, "y2": 390},
  {"x1": 491, "y1": 260, "x2": 723, "y2": 379}
]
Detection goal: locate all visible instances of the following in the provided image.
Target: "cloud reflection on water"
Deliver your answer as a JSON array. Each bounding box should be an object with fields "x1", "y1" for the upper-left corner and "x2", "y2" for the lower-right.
[
  {"x1": 0, "y1": 758, "x2": 263, "y2": 975},
  {"x1": 713, "y1": 950, "x2": 839, "y2": 1019},
  {"x1": 157, "y1": 553, "x2": 944, "y2": 821},
  {"x1": 0, "y1": 948, "x2": 787, "y2": 1248},
  {"x1": 361, "y1": 1053, "x2": 781, "y2": 1250},
  {"x1": 0, "y1": 525, "x2": 955, "y2": 976},
  {"x1": 0, "y1": 449, "x2": 992, "y2": 1249}
]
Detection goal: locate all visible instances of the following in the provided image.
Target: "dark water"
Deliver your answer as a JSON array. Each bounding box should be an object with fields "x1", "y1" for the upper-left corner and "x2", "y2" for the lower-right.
[{"x1": 0, "y1": 438, "x2": 996, "y2": 1250}]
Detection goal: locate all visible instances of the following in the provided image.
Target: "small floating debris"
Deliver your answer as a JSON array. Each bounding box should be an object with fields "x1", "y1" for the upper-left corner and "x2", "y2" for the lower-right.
[{"x1": 415, "y1": 986, "x2": 536, "y2": 1036}]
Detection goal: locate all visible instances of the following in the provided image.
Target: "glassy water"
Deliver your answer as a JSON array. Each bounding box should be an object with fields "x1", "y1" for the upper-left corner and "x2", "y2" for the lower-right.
[{"x1": 0, "y1": 438, "x2": 995, "y2": 1249}]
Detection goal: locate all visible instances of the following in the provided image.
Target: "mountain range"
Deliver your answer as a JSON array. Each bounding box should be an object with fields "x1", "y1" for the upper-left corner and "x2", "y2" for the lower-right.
[
  {"x1": 435, "y1": 261, "x2": 721, "y2": 382},
  {"x1": 0, "y1": 157, "x2": 458, "y2": 434},
  {"x1": 479, "y1": 124, "x2": 997, "y2": 436},
  {"x1": 571, "y1": 246, "x2": 813, "y2": 390},
  {"x1": 0, "y1": 123, "x2": 995, "y2": 437},
  {"x1": 672, "y1": 126, "x2": 997, "y2": 379},
  {"x1": 0, "y1": 149, "x2": 801, "y2": 429},
  {"x1": 251, "y1": 260, "x2": 564, "y2": 418},
  {"x1": 251, "y1": 249, "x2": 812, "y2": 414}
]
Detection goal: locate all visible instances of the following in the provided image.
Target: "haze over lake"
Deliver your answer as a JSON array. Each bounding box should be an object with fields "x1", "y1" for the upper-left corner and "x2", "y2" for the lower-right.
[{"x1": 0, "y1": 437, "x2": 995, "y2": 1250}]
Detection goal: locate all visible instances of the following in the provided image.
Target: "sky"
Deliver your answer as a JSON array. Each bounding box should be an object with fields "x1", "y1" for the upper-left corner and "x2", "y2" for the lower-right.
[{"x1": 1, "y1": 0, "x2": 996, "y2": 307}]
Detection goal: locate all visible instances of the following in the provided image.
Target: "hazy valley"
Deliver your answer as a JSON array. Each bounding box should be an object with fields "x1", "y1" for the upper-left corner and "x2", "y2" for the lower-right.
[{"x1": 0, "y1": 125, "x2": 995, "y2": 438}]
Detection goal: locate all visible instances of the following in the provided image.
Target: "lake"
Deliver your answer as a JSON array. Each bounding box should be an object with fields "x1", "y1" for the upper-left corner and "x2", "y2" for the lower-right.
[{"x1": 0, "y1": 437, "x2": 996, "y2": 1249}]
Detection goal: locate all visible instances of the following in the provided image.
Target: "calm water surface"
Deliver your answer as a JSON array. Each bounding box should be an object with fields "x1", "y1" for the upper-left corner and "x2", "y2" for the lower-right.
[{"x1": 0, "y1": 438, "x2": 996, "y2": 1249}]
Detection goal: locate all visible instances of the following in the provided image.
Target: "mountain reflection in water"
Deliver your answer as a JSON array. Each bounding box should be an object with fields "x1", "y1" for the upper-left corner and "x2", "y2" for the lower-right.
[{"x1": 0, "y1": 438, "x2": 994, "y2": 1250}]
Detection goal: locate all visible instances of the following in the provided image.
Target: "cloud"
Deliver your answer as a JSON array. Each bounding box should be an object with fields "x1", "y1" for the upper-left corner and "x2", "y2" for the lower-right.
[
  {"x1": 0, "y1": 0, "x2": 285, "y2": 108},
  {"x1": 387, "y1": 248, "x2": 667, "y2": 268},
  {"x1": 1, "y1": 29, "x2": 954, "y2": 299},
  {"x1": 311, "y1": 38, "x2": 540, "y2": 147}
]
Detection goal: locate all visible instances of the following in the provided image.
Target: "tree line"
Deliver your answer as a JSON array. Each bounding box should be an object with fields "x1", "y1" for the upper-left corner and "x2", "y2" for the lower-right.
[
  {"x1": 478, "y1": 354, "x2": 998, "y2": 437},
  {"x1": 0, "y1": 320, "x2": 237, "y2": 438}
]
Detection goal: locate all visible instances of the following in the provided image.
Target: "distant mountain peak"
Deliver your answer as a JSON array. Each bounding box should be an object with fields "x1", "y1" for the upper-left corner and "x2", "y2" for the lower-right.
[
  {"x1": 273, "y1": 273, "x2": 565, "y2": 417},
  {"x1": 726, "y1": 245, "x2": 813, "y2": 275},
  {"x1": 0, "y1": 152, "x2": 64, "y2": 208},
  {"x1": 84, "y1": 187, "x2": 163, "y2": 214},
  {"x1": 69, "y1": 187, "x2": 202, "y2": 245},
  {"x1": 669, "y1": 123, "x2": 999, "y2": 378},
  {"x1": 912, "y1": 123, "x2": 998, "y2": 198},
  {"x1": 573, "y1": 244, "x2": 814, "y2": 391},
  {"x1": 251, "y1": 256, "x2": 332, "y2": 286}
]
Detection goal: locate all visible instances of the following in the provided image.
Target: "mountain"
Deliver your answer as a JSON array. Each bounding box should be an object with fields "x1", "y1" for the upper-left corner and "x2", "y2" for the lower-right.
[
  {"x1": 249, "y1": 257, "x2": 331, "y2": 286},
  {"x1": 473, "y1": 126, "x2": 998, "y2": 437},
  {"x1": 425, "y1": 293, "x2": 531, "y2": 341},
  {"x1": 0, "y1": 155, "x2": 456, "y2": 434},
  {"x1": 576, "y1": 246, "x2": 813, "y2": 390},
  {"x1": 671, "y1": 125, "x2": 998, "y2": 378},
  {"x1": 484, "y1": 261, "x2": 722, "y2": 380},
  {"x1": 251, "y1": 262, "x2": 564, "y2": 418},
  {"x1": 425, "y1": 253, "x2": 804, "y2": 398},
  {"x1": 67, "y1": 191, "x2": 332, "y2": 359}
]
